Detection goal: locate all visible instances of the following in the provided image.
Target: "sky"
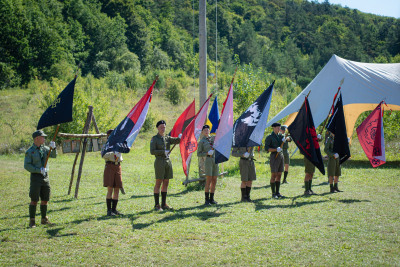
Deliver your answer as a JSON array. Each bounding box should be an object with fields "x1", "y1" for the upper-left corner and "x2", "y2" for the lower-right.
[{"x1": 321, "y1": 0, "x2": 400, "y2": 18}]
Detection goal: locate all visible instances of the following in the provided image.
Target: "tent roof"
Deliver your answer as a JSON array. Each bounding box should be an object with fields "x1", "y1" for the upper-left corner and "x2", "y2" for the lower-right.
[{"x1": 266, "y1": 55, "x2": 400, "y2": 137}]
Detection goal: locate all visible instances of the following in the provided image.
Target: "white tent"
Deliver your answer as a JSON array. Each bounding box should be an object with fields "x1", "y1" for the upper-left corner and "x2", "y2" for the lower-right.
[{"x1": 266, "y1": 55, "x2": 400, "y2": 138}]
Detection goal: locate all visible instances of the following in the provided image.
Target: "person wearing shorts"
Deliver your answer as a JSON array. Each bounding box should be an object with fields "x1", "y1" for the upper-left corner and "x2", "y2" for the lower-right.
[
  {"x1": 303, "y1": 134, "x2": 323, "y2": 195},
  {"x1": 24, "y1": 130, "x2": 57, "y2": 228},
  {"x1": 264, "y1": 122, "x2": 286, "y2": 199},
  {"x1": 279, "y1": 125, "x2": 292, "y2": 184},
  {"x1": 150, "y1": 120, "x2": 181, "y2": 211},
  {"x1": 232, "y1": 147, "x2": 256, "y2": 202},
  {"x1": 324, "y1": 131, "x2": 342, "y2": 193},
  {"x1": 102, "y1": 129, "x2": 124, "y2": 216},
  {"x1": 197, "y1": 125, "x2": 219, "y2": 205}
]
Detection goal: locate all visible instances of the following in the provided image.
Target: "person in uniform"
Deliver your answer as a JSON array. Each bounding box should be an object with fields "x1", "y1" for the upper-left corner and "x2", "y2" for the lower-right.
[
  {"x1": 324, "y1": 131, "x2": 342, "y2": 193},
  {"x1": 279, "y1": 125, "x2": 292, "y2": 184},
  {"x1": 102, "y1": 129, "x2": 124, "y2": 216},
  {"x1": 303, "y1": 134, "x2": 323, "y2": 195},
  {"x1": 150, "y1": 120, "x2": 181, "y2": 211},
  {"x1": 232, "y1": 146, "x2": 256, "y2": 202},
  {"x1": 264, "y1": 122, "x2": 286, "y2": 199},
  {"x1": 197, "y1": 125, "x2": 219, "y2": 205},
  {"x1": 24, "y1": 130, "x2": 57, "y2": 228}
]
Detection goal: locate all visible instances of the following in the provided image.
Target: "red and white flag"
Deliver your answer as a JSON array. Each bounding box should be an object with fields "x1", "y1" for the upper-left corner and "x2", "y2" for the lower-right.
[
  {"x1": 180, "y1": 95, "x2": 212, "y2": 176},
  {"x1": 356, "y1": 102, "x2": 386, "y2": 167}
]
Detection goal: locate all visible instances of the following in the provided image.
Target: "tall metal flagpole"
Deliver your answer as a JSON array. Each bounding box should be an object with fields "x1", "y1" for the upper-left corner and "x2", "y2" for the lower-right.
[{"x1": 199, "y1": 0, "x2": 207, "y2": 107}]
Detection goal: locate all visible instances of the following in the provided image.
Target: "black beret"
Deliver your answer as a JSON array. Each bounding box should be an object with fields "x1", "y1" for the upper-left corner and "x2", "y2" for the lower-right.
[
  {"x1": 32, "y1": 130, "x2": 47, "y2": 139},
  {"x1": 202, "y1": 125, "x2": 210, "y2": 130},
  {"x1": 156, "y1": 120, "x2": 166, "y2": 128},
  {"x1": 106, "y1": 129, "x2": 114, "y2": 135},
  {"x1": 271, "y1": 122, "x2": 281, "y2": 127}
]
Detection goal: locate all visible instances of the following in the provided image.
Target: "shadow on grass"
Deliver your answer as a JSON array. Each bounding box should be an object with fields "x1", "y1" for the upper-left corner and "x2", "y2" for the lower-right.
[
  {"x1": 253, "y1": 198, "x2": 329, "y2": 211},
  {"x1": 337, "y1": 199, "x2": 371, "y2": 204},
  {"x1": 0, "y1": 207, "x2": 72, "y2": 220},
  {"x1": 46, "y1": 227, "x2": 78, "y2": 238},
  {"x1": 288, "y1": 159, "x2": 400, "y2": 169}
]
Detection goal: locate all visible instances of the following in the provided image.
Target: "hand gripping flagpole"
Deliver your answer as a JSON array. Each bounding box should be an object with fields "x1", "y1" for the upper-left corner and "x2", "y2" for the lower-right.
[
  {"x1": 44, "y1": 63, "x2": 81, "y2": 169},
  {"x1": 275, "y1": 90, "x2": 311, "y2": 159},
  {"x1": 319, "y1": 78, "x2": 344, "y2": 135}
]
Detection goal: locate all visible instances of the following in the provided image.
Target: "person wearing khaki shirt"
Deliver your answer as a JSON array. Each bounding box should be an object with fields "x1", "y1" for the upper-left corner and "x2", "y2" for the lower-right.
[
  {"x1": 197, "y1": 125, "x2": 219, "y2": 205},
  {"x1": 102, "y1": 129, "x2": 124, "y2": 216},
  {"x1": 150, "y1": 120, "x2": 181, "y2": 211},
  {"x1": 324, "y1": 131, "x2": 342, "y2": 193},
  {"x1": 232, "y1": 146, "x2": 256, "y2": 202},
  {"x1": 24, "y1": 130, "x2": 57, "y2": 228}
]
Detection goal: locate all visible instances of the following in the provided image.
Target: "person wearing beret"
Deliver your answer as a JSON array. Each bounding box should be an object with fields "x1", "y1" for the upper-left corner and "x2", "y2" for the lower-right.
[
  {"x1": 264, "y1": 122, "x2": 286, "y2": 199},
  {"x1": 24, "y1": 130, "x2": 57, "y2": 228},
  {"x1": 150, "y1": 120, "x2": 181, "y2": 211},
  {"x1": 197, "y1": 125, "x2": 219, "y2": 205},
  {"x1": 102, "y1": 129, "x2": 124, "y2": 216},
  {"x1": 324, "y1": 130, "x2": 342, "y2": 193},
  {"x1": 279, "y1": 125, "x2": 292, "y2": 184},
  {"x1": 231, "y1": 146, "x2": 256, "y2": 202},
  {"x1": 303, "y1": 134, "x2": 323, "y2": 195}
]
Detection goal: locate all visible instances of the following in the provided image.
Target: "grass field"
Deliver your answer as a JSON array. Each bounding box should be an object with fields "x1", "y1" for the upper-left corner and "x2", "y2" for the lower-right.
[{"x1": 1, "y1": 137, "x2": 399, "y2": 266}]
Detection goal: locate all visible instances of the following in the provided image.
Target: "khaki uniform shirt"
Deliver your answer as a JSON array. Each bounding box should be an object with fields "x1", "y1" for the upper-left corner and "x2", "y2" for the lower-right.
[
  {"x1": 264, "y1": 131, "x2": 284, "y2": 154},
  {"x1": 150, "y1": 133, "x2": 180, "y2": 158},
  {"x1": 231, "y1": 147, "x2": 254, "y2": 159},
  {"x1": 24, "y1": 144, "x2": 57, "y2": 175},
  {"x1": 197, "y1": 136, "x2": 215, "y2": 158},
  {"x1": 324, "y1": 136, "x2": 335, "y2": 157}
]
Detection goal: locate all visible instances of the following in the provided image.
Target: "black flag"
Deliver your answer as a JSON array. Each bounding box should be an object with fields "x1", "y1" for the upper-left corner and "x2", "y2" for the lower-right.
[
  {"x1": 326, "y1": 93, "x2": 351, "y2": 164},
  {"x1": 37, "y1": 78, "x2": 76, "y2": 130},
  {"x1": 288, "y1": 97, "x2": 325, "y2": 175},
  {"x1": 232, "y1": 81, "x2": 274, "y2": 147}
]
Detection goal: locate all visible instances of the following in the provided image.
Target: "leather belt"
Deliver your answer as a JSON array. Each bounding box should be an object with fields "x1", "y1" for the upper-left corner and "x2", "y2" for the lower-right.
[
  {"x1": 207, "y1": 155, "x2": 213, "y2": 158},
  {"x1": 240, "y1": 157, "x2": 253, "y2": 161},
  {"x1": 106, "y1": 161, "x2": 120, "y2": 165}
]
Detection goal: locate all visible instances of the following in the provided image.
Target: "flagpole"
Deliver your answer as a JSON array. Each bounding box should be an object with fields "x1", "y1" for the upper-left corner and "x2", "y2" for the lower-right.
[
  {"x1": 319, "y1": 78, "x2": 344, "y2": 135},
  {"x1": 275, "y1": 90, "x2": 311, "y2": 158},
  {"x1": 43, "y1": 64, "x2": 82, "y2": 169}
]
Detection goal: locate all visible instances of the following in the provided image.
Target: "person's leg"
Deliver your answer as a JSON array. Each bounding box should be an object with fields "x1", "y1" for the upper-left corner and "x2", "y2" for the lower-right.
[
  {"x1": 270, "y1": 173, "x2": 277, "y2": 197},
  {"x1": 204, "y1": 176, "x2": 212, "y2": 204},
  {"x1": 245, "y1": 181, "x2": 253, "y2": 202},
  {"x1": 275, "y1": 172, "x2": 283, "y2": 197},
  {"x1": 309, "y1": 173, "x2": 314, "y2": 194},
  {"x1": 112, "y1": 187, "x2": 123, "y2": 215},
  {"x1": 154, "y1": 179, "x2": 163, "y2": 209},
  {"x1": 161, "y1": 179, "x2": 170, "y2": 208},
  {"x1": 329, "y1": 176, "x2": 335, "y2": 193},
  {"x1": 304, "y1": 173, "x2": 311, "y2": 194},
  {"x1": 283, "y1": 164, "x2": 289, "y2": 183},
  {"x1": 241, "y1": 181, "x2": 247, "y2": 201},
  {"x1": 334, "y1": 176, "x2": 341, "y2": 192},
  {"x1": 106, "y1": 186, "x2": 114, "y2": 215},
  {"x1": 210, "y1": 176, "x2": 218, "y2": 204}
]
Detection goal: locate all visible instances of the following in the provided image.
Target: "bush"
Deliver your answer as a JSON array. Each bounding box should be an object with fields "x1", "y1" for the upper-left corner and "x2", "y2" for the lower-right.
[
  {"x1": 105, "y1": 71, "x2": 126, "y2": 91},
  {"x1": 0, "y1": 63, "x2": 21, "y2": 89},
  {"x1": 142, "y1": 111, "x2": 156, "y2": 133},
  {"x1": 165, "y1": 78, "x2": 183, "y2": 105},
  {"x1": 92, "y1": 60, "x2": 110, "y2": 78}
]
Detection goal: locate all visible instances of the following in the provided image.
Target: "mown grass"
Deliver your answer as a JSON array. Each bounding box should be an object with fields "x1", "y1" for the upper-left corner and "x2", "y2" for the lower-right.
[{"x1": 0, "y1": 137, "x2": 399, "y2": 266}]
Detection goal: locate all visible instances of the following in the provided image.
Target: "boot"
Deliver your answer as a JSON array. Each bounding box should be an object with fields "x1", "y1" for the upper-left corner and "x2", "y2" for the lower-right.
[
  {"x1": 29, "y1": 218, "x2": 36, "y2": 228},
  {"x1": 334, "y1": 185, "x2": 342, "y2": 192},
  {"x1": 41, "y1": 216, "x2": 55, "y2": 226}
]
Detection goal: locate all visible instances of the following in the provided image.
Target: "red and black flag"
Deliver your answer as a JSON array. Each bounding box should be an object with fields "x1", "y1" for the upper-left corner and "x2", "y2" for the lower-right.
[
  {"x1": 169, "y1": 100, "x2": 196, "y2": 137},
  {"x1": 326, "y1": 92, "x2": 351, "y2": 164},
  {"x1": 288, "y1": 97, "x2": 325, "y2": 175},
  {"x1": 37, "y1": 77, "x2": 76, "y2": 130}
]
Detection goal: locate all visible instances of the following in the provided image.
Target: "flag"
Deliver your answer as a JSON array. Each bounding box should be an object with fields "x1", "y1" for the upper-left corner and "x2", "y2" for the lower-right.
[
  {"x1": 37, "y1": 77, "x2": 76, "y2": 130},
  {"x1": 356, "y1": 103, "x2": 386, "y2": 167},
  {"x1": 101, "y1": 79, "x2": 156, "y2": 156},
  {"x1": 326, "y1": 93, "x2": 351, "y2": 164},
  {"x1": 208, "y1": 96, "x2": 220, "y2": 134},
  {"x1": 288, "y1": 97, "x2": 325, "y2": 175},
  {"x1": 180, "y1": 95, "x2": 212, "y2": 176},
  {"x1": 233, "y1": 81, "x2": 274, "y2": 147},
  {"x1": 169, "y1": 100, "x2": 195, "y2": 137},
  {"x1": 214, "y1": 82, "x2": 234, "y2": 164}
]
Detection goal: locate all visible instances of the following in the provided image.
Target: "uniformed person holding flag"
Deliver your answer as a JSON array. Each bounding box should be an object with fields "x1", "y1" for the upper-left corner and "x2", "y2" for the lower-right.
[
  {"x1": 324, "y1": 131, "x2": 342, "y2": 193},
  {"x1": 24, "y1": 130, "x2": 57, "y2": 228},
  {"x1": 232, "y1": 147, "x2": 256, "y2": 202},
  {"x1": 150, "y1": 120, "x2": 181, "y2": 211}
]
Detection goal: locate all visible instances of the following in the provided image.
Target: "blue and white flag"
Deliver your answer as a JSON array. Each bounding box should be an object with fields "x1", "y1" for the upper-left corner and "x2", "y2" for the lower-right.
[{"x1": 232, "y1": 81, "x2": 274, "y2": 147}]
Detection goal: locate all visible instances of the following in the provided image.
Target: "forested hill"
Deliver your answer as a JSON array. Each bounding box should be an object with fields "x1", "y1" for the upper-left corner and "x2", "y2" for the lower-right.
[{"x1": 1, "y1": 0, "x2": 399, "y2": 89}]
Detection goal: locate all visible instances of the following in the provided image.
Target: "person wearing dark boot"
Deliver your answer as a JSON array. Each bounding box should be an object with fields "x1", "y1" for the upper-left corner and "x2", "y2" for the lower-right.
[
  {"x1": 265, "y1": 123, "x2": 285, "y2": 199},
  {"x1": 198, "y1": 125, "x2": 219, "y2": 205},
  {"x1": 279, "y1": 125, "x2": 292, "y2": 184},
  {"x1": 232, "y1": 147, "x2": 256, "y2": 202},
  {"x1": 102, "y1": 129, "x2": 124, "y2": 216},
  {"x1": 303, "y1": 134, "x2": 323, "y2": 195},
  {"x1": 324, "y1": 131, "x2": 342, "y2": 193},
  {"x1": 150, "y1": 120, "x2": 181, "y2": 211},
  {"x1": 24, "y1": 130, "x2": 57, "y2": 228}
]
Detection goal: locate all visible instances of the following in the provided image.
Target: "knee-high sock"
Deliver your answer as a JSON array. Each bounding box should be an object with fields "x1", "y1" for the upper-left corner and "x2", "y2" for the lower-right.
[
  {"x1": 305, "y1": 181, "x2": 309, "y2": 191},
  {"x1": 246, "y1": 186, "x2": 251, "y2": 198},
  {"x1": 270, "y1": 182, "x2": 276, "y2": 194},
  {"x1": 241, "y1": 188, "x2": 246, "y2": 197},
  {"x1": 29, "y1": 205, "x2": 37, "y2": 219},
  {"x1": 161, "y1": 191, "x2": 167, "y2": 206},
  {"x1": 112, "y1": 199, "x2": 118, "y2": 211},
  {"x1": 154, "y1": 193, "x2": 160, "y2": 206},
  {"x1": 275, "y1": 181, "x2": 281, "y2": 194},
  {"x1": 40, "y1": 205, "x2": 47, "y2": 219},
  {"x1": 205, "y1": 192, "x2": 210, "y2": 200},
  {"x1": 106, "y1": 198, "x2": 112, "y2": 211},
  {"x1": 284, "y1": 171, "x2": 288, "y2": 180},
  {"x1": 210, "y1": 193, "x2": 215, "y2": 201},
  {"x1": 309, "y1": 179, "x2": 313, "y2": 190}
]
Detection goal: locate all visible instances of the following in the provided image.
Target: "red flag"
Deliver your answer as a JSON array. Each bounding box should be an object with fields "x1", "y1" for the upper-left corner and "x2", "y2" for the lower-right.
[
  {"x1": 356, "y1": 103, "x2": 386, "y2": 167},
  {"x1": 180, "y1": 95, "x2": 212, "y2": 176},
  {"x1": 170, "y1": 100, "x2": 195, "y2": 137}
]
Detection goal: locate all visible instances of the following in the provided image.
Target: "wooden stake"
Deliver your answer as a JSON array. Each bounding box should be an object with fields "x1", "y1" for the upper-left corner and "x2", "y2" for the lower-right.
[
  {"x1": 44, "y1": 124, "x2": 60, "y2": 168},
  {"x1": 74, "y1": 106, "x2": 93, "y2": 199}
]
